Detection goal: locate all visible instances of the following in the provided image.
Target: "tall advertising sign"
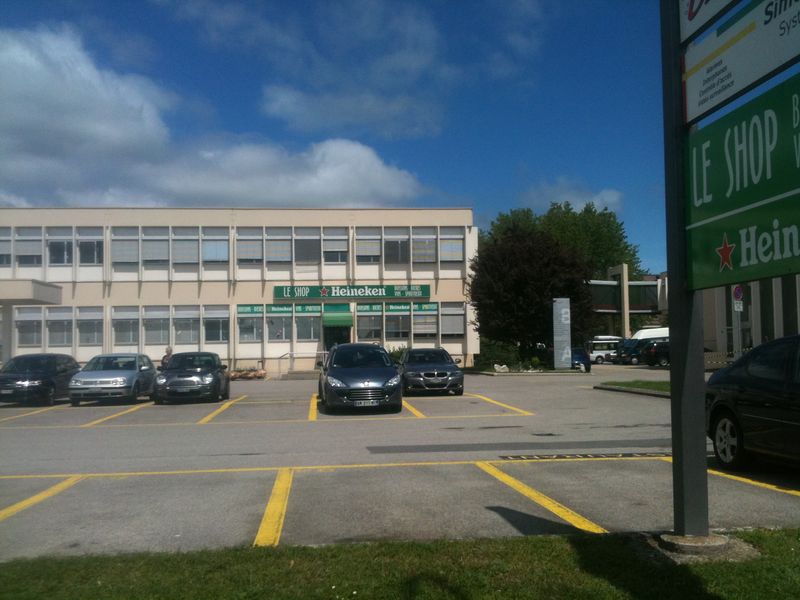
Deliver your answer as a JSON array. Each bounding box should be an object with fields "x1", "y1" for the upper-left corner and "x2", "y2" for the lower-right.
[
  {"x1": 552, "y1": 298, "x2": 572, "y2": 370},
  {"x1": 680, "y1": 0, "x2": 738, "y2": 41}
]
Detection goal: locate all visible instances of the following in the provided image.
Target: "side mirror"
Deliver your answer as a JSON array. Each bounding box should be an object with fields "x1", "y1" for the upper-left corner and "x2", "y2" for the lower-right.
[
  {"x1": 220, "y1": 364, "x2": 227, "y2": 371},
  {"x1": 140, "y1": 365, "x2": 150, "y2": 371},
  {"x1": 455, "y1": 358, "x2": 462, "y2": 364}
]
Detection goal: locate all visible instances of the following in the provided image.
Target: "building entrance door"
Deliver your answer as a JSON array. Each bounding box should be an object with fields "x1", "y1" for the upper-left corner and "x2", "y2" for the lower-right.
[{"x1": 324, "y1": 326, "x2": 350, "y2": 350}]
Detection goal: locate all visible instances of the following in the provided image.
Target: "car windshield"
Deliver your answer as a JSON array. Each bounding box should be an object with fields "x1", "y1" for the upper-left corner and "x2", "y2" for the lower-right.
[
  {"x1": 166, "y1": 354, "x2": 216, "y2": 370},
  {"x1": 621, "y1": 339, "x2": 639, "y2": 350},
  {"x1": 406, "y1": 350, "x2": 452, "y2": 364},
  {"x1": 1, "y1": 355, "x2": 55, "y2": 373},
  {"x1": 84, "y1": 356, "x2": 137, "y2": 371},
  {"x1": 331, "y1": 347, "x2": 392, "y2": 368}
]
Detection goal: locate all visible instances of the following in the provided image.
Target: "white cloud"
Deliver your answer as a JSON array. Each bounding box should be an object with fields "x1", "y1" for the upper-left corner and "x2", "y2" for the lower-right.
[
  {"x1": 521, "y1": 178, "x2": 623, "y2": 213},
  {"x1": 0, "y1": 26, "x2": 423, "y2": 208}
]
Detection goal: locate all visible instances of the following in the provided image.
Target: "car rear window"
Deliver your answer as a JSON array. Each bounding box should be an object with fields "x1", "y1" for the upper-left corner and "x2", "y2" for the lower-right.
[{"x1": 407, "y1": 350, "x2": 450, "y2": 363}]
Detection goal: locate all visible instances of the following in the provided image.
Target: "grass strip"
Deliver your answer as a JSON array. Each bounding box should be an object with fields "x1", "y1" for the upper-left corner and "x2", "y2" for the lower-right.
[
  {"x1": 1, "y1": 529, "x2": 799, "y2": 599},
  {"x1": 602, "y1": 380, "x2": 671, "y2": 393}
]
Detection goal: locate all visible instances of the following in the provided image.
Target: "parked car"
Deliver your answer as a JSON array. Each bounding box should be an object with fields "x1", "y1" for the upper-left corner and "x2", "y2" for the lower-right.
[
  {"x1": 152, "y1": 352, "x2": 230, "y2": 404},
  {"x1": 571, "y1": 347, "x2": 592, "y2": 373},
  {"x1": 398, "y1": 348, "x2": 464, "y2": 395},
  {"x1": 586, "y1": 336, "x2": 622, "y2": 364},
  {"x1": 643, "y1": 341, "x2": 670, "y2": 367},
  {"x1": 317, "y1": 343, "x2": 402, "y2": 413},
  {"x1": 0, "y1": 353, "x2": 80, "y2": 405},
  {"x1": 69, "y1": 353, "x2": 157, "y2": 406},
  {"x1": 705, "y1": 335, "x2": 800, "y2": 469},
  {"x1": 618, "y1": 338, "x2": 651, "y2": 365}
]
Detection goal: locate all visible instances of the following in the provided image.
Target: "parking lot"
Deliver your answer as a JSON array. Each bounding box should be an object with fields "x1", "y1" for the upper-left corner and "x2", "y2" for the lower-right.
[{"x1": 1, "y1": 368, "x2": 799, "y2": 561}]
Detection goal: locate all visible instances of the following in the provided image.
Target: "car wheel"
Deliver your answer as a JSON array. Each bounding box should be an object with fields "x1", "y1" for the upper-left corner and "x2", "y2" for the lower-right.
[
  {"x1": 42, "y1": 385, "x2": 56, "y2": 406},
  {"x1": 222, "y1": 381, "x2": 230, "y2": 400},
  {"x1": 153, "y1": 396, "x2": 164, "y2": 405},
  {"x1": 712, "y1": 411, "x2": 746, "y2": 470},
  {"x1": 595, "y1": 356, "x2": 604, "y2": 365},
  {"x1": 129, "y1": 383, "x2": 139, "y2": 403},
  {"x1": 454, "y1": 388, "x2": 464, "y2": 396},
  {"x1": 389, "y1": 402, "x2": 402, "y2": 413},
  {"x1": 658, "y1": 357, "x2": 669, "y2": 367},
  {"x1": 630, "y1": 357, "x2": 639, "y2": 365}
]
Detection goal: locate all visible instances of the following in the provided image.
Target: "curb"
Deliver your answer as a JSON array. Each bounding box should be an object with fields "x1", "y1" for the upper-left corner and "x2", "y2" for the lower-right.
[{"x1": 593, "y1": 384, "x2": 670, "y2": 398}]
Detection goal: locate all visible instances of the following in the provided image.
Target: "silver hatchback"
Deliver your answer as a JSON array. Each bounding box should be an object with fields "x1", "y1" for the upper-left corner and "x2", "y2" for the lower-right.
[{"x1": 69, "y1": 353, "x2": 157, "y2": 406}]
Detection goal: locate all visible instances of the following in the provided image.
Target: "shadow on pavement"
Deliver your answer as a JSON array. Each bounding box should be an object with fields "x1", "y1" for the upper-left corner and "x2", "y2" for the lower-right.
[{"x1": 486, "y1": 505, "x2": 579, "y2": 536}]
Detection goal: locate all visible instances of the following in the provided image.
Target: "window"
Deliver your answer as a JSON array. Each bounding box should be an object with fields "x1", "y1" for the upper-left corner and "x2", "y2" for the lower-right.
[
  {"x1": 386, "y1": 315, "x2": 410, "y2": 340},
  {"x1": 142, "y1": 240, "x2": 169, "y2": 265},
  {"x1": 413, "y1": 314, "x2": 438, "y2": 340},
  {"x1": 15, "y1": 237, "x2": 43, "y2": 266},
  {"x1": 439, "y1": 227, "x2": 465, "y2": 263},
  {"x1": 172, "y1": 240, "x2": 199, "y2": 264},
  {"x1": 356, "y1": 227, "x2": 381, "y2": 264},
  {"x1": 238, "y1": 317, "x2": 263, "y2": 342},
  {"x1": 111, "y1": 240, "x2": 138, "y2": 264},
  {"x1": 384, "y1": 227, "x2": 409, "y2": 266},
  {"x1": 78, "y1": 321, "x2": 103, "y2": 346},
  {"x1": 78, "y1": 240, "x2": 103, "y2": 265},
  {"x1": 295, "y1": 228, "x2": 321, "y2": 265},
  {"x1": 747, "y1": 340, "x2": 794, "y2": 382},
  {"x1": 296, "y1": 316, "x2": 321, "y2": 341},
  {"x1": 204, "y1": 318, "x2": 229, "y2": 343},
  {"x1": 323, "y1": 228, "x2": 348, "y2": 264},
  {"x1": 174, "y1": 319, "x2": 200, "y2": 344},
  {"x1": 237, "y1": 240, "x2": 263, "y2": 265},
  {"x1": 47, "y1": 320, "x2": 72, "y2": 347},
  {"x1": 202, "y1": 240, "x2": 229, "y2": 263},
  {"x1": 17, "y1": 321, "x2": 42, "y2": 346},
  {"x1": 113, "y1": 320, "x2": 139, "y2": 345},
  {"x1": 267, "y1": 316, "x2": 291, "y2": 340},
  {"x1": 412, "y1": 227, "x2": 436, "y2": 263},
  {"x1": 0, "y1": 239, "x2": 10, "y2": 266},
  {"x1": 144, "y1": 319, "x2": 169, "y2": 345},
  {"x1": 357, "y1": 315, "x2": 382, "y2": 341},
  {"x1": 266, "y1": 228, "x2": 292, "y2": 263},
  {"x1": 441, "y1": 302, "x2": 466, "y2": 339},
  {"x1": 48, "y1": 240, "x2": 73, "y2": 265}
]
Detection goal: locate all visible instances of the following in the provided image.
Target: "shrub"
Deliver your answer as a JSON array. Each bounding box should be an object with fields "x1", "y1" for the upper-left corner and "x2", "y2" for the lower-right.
[{"x1": 473, "y1": 339, "x2": 520, "y2": 371}]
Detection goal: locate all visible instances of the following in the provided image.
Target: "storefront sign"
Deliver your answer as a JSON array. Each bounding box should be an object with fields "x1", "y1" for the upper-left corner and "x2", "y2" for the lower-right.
[
  {"x1": 356, "y1": 304, "x2": 383, "y2": 313},
  {"x1": 553, "y1": 298, "x2": 572, "y2": 370},
  {"x1": 385, "y1": 303, "x2": 411, "y2": 313},
  {"x1": 413, "y1": 303, "x2": 438, "y2": 313},
  {"x1": 686, "y1": 72, "x2": 800, "y2": 288},
  {"x1": 295, "y1": 304, "x2": 321, "y2": 314},
  {"x1": 237, "y1": 304, "x2": 264, "y2": 315},
  {"x1": 274, "y1": 284, "x2": 429, "y2": 300},
  {"x1": 323, "y1": 303, "x2": 350, "y2": 312},
  {"x1": 265, "y1": 304, "x2": 292, "y2": 314},
  {"x1": 684, "y1": 0, "x2": 800, "y2": 122}
]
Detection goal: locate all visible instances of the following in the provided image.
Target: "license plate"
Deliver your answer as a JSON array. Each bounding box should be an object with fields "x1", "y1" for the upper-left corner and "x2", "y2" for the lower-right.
[
  {"x1": 89, "y1": 387, "x2": 102, "y2": 393},
  {"x1": 353, "y1": 400, "x2": 379, "y2": 407}
]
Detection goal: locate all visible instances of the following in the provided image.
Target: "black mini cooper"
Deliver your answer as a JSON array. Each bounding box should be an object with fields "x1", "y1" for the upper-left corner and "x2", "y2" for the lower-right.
[{"x1": 152, "y1": 352, "x2": 230, "y2": 404}]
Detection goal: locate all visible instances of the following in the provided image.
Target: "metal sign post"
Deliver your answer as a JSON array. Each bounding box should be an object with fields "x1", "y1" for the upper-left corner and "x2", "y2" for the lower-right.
[{"x1": 661, "y1": 0, "x2": 710, "y2": 537}]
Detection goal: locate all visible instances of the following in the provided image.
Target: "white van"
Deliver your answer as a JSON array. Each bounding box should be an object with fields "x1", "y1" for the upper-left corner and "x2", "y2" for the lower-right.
[
  {"x1": 587, "y1": 336, "x2": 623, "y2": 364},
  {"x1": 631, "y1": 327, "x2": 669, "y2": 341}
]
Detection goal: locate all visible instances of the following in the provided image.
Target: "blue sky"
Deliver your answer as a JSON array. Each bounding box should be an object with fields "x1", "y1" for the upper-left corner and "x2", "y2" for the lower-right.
[{"x1": 0, "y1": 1, "x2": 668, "y2": 272}]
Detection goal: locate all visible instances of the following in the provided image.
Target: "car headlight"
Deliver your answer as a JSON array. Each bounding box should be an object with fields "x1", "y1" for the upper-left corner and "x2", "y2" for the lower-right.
[
  {"x1": 17, "y1": 379, "x2": 42, "y2": 387},
  {"x1": 202, "y1": 374, "x2": 214, "y2": 384},
  {"x1": 385, "y1": 375, "x2": 401, "y2": 387},
  {"x1": 156, "y1": 375, "x2": 167, "y2": 385},
  {"x1": 327, "y1": 376, "x2": 347, "y2": 388},
  {"x1": 70, "y1": 378, "x2": 82, "y2": 386},
  {"x1": 111, "y1": 378, "x2": 127, "y2": 386}
]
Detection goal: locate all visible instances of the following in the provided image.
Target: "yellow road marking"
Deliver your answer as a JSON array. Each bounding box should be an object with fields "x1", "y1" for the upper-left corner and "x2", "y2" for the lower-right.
[
  {"x1": 475, "y1": 462, "x2": 607, "y2": 534},
  {"x1": 308, "y1": 394, "x2": 318, "y2": 421},
  {"x1": 466, "y1": 393, "x2": 534, "y2": 416},
  {"x1": 80, "y1": 402, "x2": 153, "y2": 428},
  {"x1": 0, "y1": 476, "x2": 84, "y2": 522},
  {"x1": 0, "y1": 405, "x2": 63, "y2": 423},
  {"x1": 253, "y1": 468, "x2": 294, "y2": 547},
  {"x1": 196, "y1": 395, "x2": 247, "y2": 425},
  {"x1": 708, "y1": 467, "x2": 800, "y2": 498},
  {"x1": 403, "y1": 400, "x2": 426, "y2": 418},
  {"x1": 683, "y1": 21, "x2": 756, "y2": 80}
]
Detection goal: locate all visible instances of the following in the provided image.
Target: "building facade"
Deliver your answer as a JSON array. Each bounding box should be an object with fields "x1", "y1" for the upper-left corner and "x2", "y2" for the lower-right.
[{"x1": 0, "y1": 208, "x2": 479, "y2": 375}]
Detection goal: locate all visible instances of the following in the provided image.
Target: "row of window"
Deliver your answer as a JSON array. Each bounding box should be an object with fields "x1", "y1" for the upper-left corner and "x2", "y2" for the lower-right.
[
  {"x1": 12, "y1": 305, "x2": 467, "y2": 347},
  {"x1": 0, "y1": 226, "x2": 466, "y2": 268}
]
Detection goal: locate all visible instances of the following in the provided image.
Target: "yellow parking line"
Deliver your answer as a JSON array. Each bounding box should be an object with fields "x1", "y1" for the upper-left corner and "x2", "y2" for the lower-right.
[
  {"x1": 403, "y1": 400, "x2": 426, "y2": 418},
  {"x1": 0, "y1": 476, "x2": 84, "y2": 522},
  {"x1": 80, "y1": 402, "x2": 153, "y2": 428},
  {"x1": 466, "y1": 393, "x2": 534, "y2": 416},
  {"x1": 196, "y1": 395, "x2": 247, "y2": 425},
  {"x1": 253, "y1": 468, "x2": 294, "y2": 547},
  {"x1": 308, "y1": 394, "x2": 318, "y2": 421},
  {"x1": 708, "y1": 467, "x2": 800, "y2": 498},
  {"x1": 476, "y1": 462, "x2": 607, "y2": 534},
  {"x1": 0, "y1": 405, "x2": 62, "y2": 423}
]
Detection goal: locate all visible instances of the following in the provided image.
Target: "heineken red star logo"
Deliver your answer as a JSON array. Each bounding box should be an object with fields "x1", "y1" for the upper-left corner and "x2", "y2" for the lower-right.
[
  {"x1": 320, "y1": 286, "x2": 329, "y2": 297},
  {"x1": 715, "y1": 233, "x2": 735, "y2": 272}
]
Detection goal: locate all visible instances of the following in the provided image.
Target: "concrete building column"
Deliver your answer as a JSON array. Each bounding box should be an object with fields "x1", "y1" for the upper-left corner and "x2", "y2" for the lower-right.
[{"x1": 608, "y1": 264, "x2": 630, "y2": 338}]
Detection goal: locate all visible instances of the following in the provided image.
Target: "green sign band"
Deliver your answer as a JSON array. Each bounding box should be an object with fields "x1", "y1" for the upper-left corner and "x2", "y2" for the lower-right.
[
  {"x1": 685, "y1": 72, "x2": 800, "y2": 289},
  {"x1": 237, "y1": 304, "x2": 264, "y2": 314},
  {"x1": 274, "y1": 284, "x2": 430, "y2": 300}
]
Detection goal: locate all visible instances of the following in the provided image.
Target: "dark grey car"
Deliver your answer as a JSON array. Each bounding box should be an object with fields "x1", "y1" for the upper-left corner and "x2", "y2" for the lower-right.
[
  {"x1": 0, "y1": 354, "x2": 80, "y2": 405},
  {"x1": 399, "y1": 348, "x2": 464, "y2": 395},
  {"x1": 152, "y1": 352, "x2": 230, "y2": 404},
  {"x1": 706, "y1": 335, "x2": 800, "y2": 469},
  {"x1": 317, "y1": 343, "x2": 402, "y2": 413}
]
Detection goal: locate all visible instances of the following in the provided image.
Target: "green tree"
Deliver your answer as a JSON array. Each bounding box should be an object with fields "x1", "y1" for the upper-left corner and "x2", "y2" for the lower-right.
[
  {"x1": 534, "y1": 202, "x2": 644, "y2": 278},
  {"x1": 468, "y1": 209, "x2": 593, "y2": 360}
]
